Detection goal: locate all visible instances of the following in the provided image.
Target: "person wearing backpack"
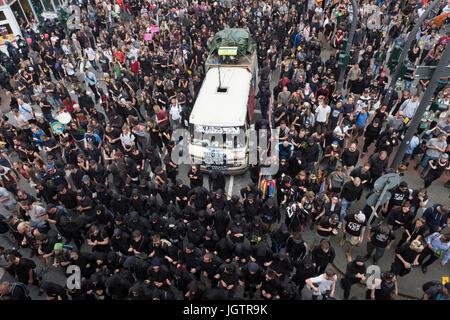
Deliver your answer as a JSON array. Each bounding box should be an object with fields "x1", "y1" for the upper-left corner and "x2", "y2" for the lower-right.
[
  {"x1": 423, "y1": 282, "x2": 450, "y2": 300},
  {"x1": 0, "y1": 281, "x2": 31, "y2": 300}
]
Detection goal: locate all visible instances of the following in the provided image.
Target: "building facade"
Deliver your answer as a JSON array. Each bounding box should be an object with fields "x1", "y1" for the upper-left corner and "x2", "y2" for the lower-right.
[{"x1": 0, "y1": 0, "x2": 61, "y2": 52}]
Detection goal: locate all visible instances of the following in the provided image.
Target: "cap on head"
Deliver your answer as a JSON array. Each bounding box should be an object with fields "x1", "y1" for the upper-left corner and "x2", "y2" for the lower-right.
[{"x1": 356, "y1": 212, "x2": 366, "y2": 223}]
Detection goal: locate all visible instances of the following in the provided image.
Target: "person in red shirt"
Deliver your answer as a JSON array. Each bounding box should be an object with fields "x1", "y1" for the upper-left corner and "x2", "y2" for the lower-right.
[
  {"x1": 114, "y1": 50, "x2": 125, "y2": 64},
  {"x1": 130, "y1": 57, "x2": 140, "y2": 74}
]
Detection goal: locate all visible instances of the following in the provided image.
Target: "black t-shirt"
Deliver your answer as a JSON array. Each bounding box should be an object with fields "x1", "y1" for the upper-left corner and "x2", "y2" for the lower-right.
[
  {"x1": 389, "y1": 187, "x2": 409, "y2": 208},
  {"x1": 43, "y1": 138, "x2": 61, "y2": 154},
  {"x1": 7, "y1": 258, "x2": 35, "y2": 284},
  {"x1": 344, "y1": 214, "x2": 366, "y2": 236},
  {"x1": 79, "y1": 196, "x2": 95, "y2": 216},
  {"x1": 89, "y1": 230, "x2": 109, "y2": 252},
  {"x1": 317, "y1": 216, "x2": 337, "y2": 237},
  {"x1": 369, "y1": 225, "x2": 395, "y2": 248},
  {"x1": 57, "y1": 190, "x2": 77, "y2": 209},
  {"x1": 395, "y1": 244, "x2": 419, "y2": 264}
]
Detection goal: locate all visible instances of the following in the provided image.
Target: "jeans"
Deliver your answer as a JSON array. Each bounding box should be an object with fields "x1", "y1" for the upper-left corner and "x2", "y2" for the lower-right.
[
  {"x1": 404, "y1": 81, "x2": 412, "y2": 91},
  {"x1": 89, "y1": 59, "x2": 100, "y2": 71},
  {"x1": 418, "y1": 154, "x2": 438, "y2": 176},
  {"x1": 372, "y1": 64, "x2": 381, "y2": 77},
  {"x1": 366, "y1": 242, "x2": 386, "y2": 263},
  {"x1": 340, "y1": 198, "x2": 354, "y2": 222}
]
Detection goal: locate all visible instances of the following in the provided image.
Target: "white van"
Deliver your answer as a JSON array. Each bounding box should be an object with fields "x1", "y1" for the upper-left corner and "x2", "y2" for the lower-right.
[{"x1": 188, "y1": 66, "x2": 255, "y2": 174}]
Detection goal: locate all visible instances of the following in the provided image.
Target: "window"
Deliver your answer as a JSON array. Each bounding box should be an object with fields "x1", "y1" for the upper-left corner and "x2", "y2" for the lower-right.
[
  {"x1": 11, "y1": 2, "x2": 28, "y2": 25},
  {"x1": 0, "y1": 24, "x2": 13, "y2": 35},
  {"x1": 29, "y1": 0, "x2": 44, "y2": 20},
  {"x1": 42, "y1": 0, "x2": 55, "y2": 11}
]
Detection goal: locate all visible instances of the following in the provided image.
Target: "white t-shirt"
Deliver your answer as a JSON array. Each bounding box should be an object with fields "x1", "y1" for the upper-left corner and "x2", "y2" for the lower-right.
[
  {"x1": 308, "y1": 274, "x2": 337, "y2": 295},
  {"x1": 0, "y1": 186, "x2": 16, "y2": 207},
  {"x1": 13, "y1": 113, "x2": 29, "y2": 128},
  {"x1": 315, "y1": 104, "x2": 331, "y2": 123},
  {"x1": 169, "y1": 104, "x2": 182, "y2": 121},
  {"x1": 120, "y1": 132, "x2": 135, "y2": 146},
  {"x1": 18, "y1": 103, "x2": 34, "y2": 121},
  {"x1": 84, "y1": 47, "x2": 96, "y2": 61},
  {"x1": 333, "y1": 124, "x2": 349, "y2": 140},
  {"x1": 63, "y1": 62, "x2": 75, "y2": 75},
  {"x1": 27, "y1": 205, "x2": 46, "y2": 227}
]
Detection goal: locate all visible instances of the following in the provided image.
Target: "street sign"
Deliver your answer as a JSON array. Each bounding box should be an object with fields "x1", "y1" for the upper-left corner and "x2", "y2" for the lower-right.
[
  {"x1": 414, "y1": 66, "x2": 450, "y2": 79},
  {"x1": 366, "y1": 191, "x2": 392, "y2": 207},
  {"x1": 374, "y1": 173, "x2": 400, "y2": 192}
]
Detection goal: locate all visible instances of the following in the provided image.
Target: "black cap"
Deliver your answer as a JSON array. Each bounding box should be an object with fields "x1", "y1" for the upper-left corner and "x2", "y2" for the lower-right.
[{"x1": 355, "y1": 256, "x2": 368, "y2": 263}]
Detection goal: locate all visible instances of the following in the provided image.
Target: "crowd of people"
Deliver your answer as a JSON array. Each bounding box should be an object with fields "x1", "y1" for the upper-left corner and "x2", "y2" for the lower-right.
[{"x1": 0, "y1": 0, "x2": 448, "y2": 301}]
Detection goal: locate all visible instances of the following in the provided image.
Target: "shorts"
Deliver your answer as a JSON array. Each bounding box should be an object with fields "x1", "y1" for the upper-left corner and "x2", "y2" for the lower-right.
[{"x1": 348, "y1": 236, "x2": 360, "y2": 246}]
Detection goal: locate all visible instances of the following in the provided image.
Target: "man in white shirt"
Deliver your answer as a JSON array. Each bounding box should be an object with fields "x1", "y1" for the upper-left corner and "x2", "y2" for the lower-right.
[
  {"x1": 305, "y1": 269, "x2": 337, "y2": 300},
  {"x1": 315, "y1": 96, "x2": 331, "y2": 135},
  {"x1": 84, "y1": 46, "x2": 99, "y2": 71},
  {"x1": 23, "y1": 200, "x2": 48, "y2": 234},
  {"x1": 356, "y1": 90, "x2": 372, "y2": 112},
  {"x1": 399, "y1": 95, "x2": 420, "y2": 122},
  {"x1": 17, "y1": 99, "x2": 35, "y2": 122},
  {"x1": 0, "y1": 186, "x2": 17, "y2": 217},
  {"x1": 11, "y1": 108, "x2": 30, "y2": 130},
  {"x1": 62, "y1": 59, "x2": 75, "y2": 81},
  {"x1": 169, "y1": 99, "x2": 182, "y2": 129}
]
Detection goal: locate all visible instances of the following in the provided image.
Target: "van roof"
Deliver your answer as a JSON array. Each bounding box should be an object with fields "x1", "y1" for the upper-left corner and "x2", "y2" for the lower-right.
[{"x1": 189, "y1": 67, "x2": 252, "y2": 127}]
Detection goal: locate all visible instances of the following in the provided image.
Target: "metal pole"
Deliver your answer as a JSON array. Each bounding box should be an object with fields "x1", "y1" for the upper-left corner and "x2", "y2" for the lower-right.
[
  {"x1": 382, "y1": 0, "x2": 441, "y2": 107},
  {"x1": 337, "y1": 0, "x2": 358, "y2": 93},
  {"x1": 390, "y1": 42, "x2": 450, "y2": 169},
  {"x1": 366, "y1": 180, "x2": 390, "y2": 237}
]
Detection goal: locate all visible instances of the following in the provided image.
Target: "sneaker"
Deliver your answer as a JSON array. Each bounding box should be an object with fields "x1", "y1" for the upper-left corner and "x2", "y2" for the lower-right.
[{"x1": 338, "y1": 222, "x2": 342, "y2": 229}]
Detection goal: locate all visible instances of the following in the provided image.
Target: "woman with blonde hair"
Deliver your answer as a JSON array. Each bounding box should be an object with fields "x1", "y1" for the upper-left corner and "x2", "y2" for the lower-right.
[
  {"x1": 390, "y1": 239, "x2": 423, "y2": 277},
  {"x1": 17, "y1": 221, "x2": 39, "y2": 255},
  {"x1": 153, "y1": 105, "x2": 169, "y2": 127}
]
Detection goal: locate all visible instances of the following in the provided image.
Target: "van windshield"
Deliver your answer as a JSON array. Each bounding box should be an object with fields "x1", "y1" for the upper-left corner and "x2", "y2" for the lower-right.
[{"x1": 190, "y1": 125, "x2": 246, "y2": 148}]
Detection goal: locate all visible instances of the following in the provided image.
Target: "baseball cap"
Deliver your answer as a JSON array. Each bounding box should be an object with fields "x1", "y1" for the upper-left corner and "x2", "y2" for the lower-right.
[
  {"x1": 248, "y1": 262, "x2": 259, "y2": 273},
  {"x1": 355, "y1": 255, "x2": 368, "y2": 262},
  {"x1": 331, "y1": 140, "x2": 339, "y2": 146},
  {"x1": 82, "y1": 175, "x2": 90, "y2": 182},
  {"x1": 152, "y1": 258, "x2": 161, "y2": 267},
  {"x1": 46, "y1": 164, "x2": 54, "y2": 170},
  {"x1": 113, "y1": 228, "x2": 122, "y2": 237},
  {"x1": 356, "y1": 212, "x2": 366, "y2": 223},
  {"x1": 54, "y1": 243, "x2": 63, "y2": 251}
]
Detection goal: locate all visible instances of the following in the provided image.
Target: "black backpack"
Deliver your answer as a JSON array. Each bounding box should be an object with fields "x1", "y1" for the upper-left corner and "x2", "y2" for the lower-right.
[
  {"x1": 10, "y1": 282, "x2": 31, "y2": 300},
  {"x1": 422, "y1": 281, "x2": 442, "y2": 292}
]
